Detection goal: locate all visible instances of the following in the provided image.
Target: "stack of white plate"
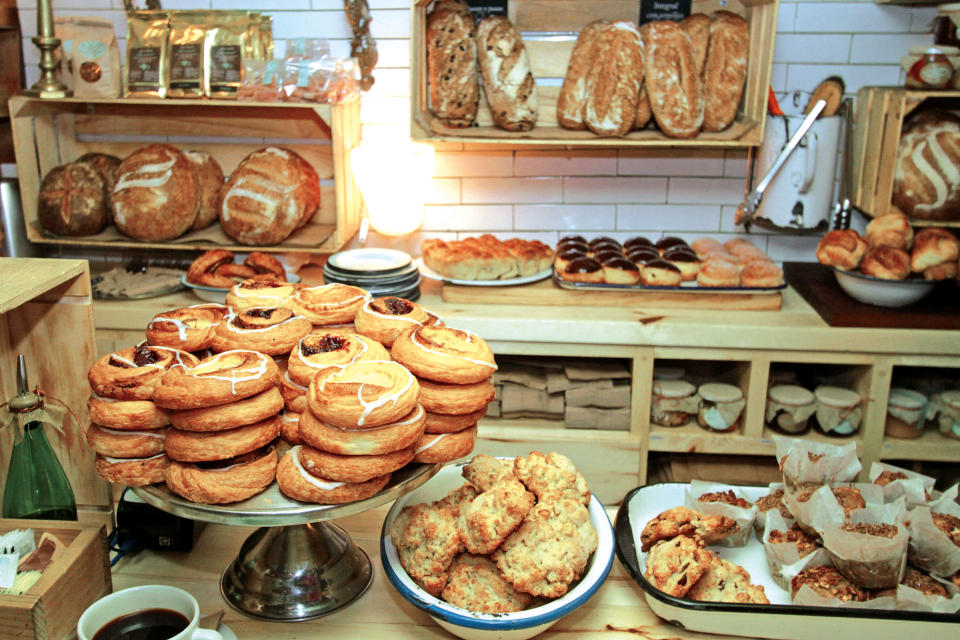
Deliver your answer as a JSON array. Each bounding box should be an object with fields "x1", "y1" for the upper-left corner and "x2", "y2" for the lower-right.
[{"x1": 323, "y1": 248, "x2": 422, "y2": 301}]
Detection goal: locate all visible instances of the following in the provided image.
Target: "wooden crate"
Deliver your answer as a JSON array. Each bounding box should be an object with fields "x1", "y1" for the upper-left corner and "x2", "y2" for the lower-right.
[
  {"x1": 0, "y1": 258, "x2": 112, "y2": 526},
  {"x1": 410, "y1": 0, "x2": 779, "y2": 148},
  {"x1": 851, "y1": 86, "x2": 960, "y2": 227},
  {"x1": 0, "y1": 519, "x2": 111, "y2": 640},
  {"x1": 8, "y1": 96, "x2": 362, "y2": 253}
]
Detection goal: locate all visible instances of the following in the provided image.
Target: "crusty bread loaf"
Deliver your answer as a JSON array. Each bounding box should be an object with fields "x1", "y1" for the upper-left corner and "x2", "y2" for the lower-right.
[
  {"x1": 640, "y1": 20, "x2": 703, "y2": 139},
  {"x1": 476, "y1": 16, "x2": 538, "y2": 132},
  {"x1": 184, "y1": 150, "x2": 225, "y2": 231},
  {"x1": 422, "y1": 234, "x2": 553, "y2": 280},
  {"x1": 583, "y1": 21, "x2": 645, "y2": 138},
  {"x1": 702, "y1": 11, "x2": 750, "y2": 133},
  {"x1": 112, "y1": 144, "x2": 198, "y2": 241},
  {"x1": 76, "y1": 152, "x2": 121, "y2": 194},
  {"x1": 634, "y1": 85, "x2": 652, "y2": 129},
  {"x1": 38, "y1": 162, "x2": 109, "y2": 236},
  {"x1": 427, "y1": 0, "x2": 479, "y2": 128},
  {"x1": 557, "y1": 20, "x2": 609, "y2": 130},
  {"x1": 219, "y1": 147, "x2": 320, "y2": 246},
  {"x1": 682, "y1": 13, "x2": 710, "y2": 76},
  {"x1": 892, "y1": 110, "x2": 960, "y2": 222}
]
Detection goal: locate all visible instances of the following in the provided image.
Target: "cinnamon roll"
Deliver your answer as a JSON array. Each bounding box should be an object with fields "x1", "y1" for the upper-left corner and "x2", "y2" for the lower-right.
[
  {"x1": 165, "y1": 446, "x2": 278, "y2": 504},
  {"x1": 211, "y1": 307, "x2": 311, "y2": 356},
  {"x1": 95, "y1": 452, "x2": 169, "y2": 487},
  {"x1": 413, "y1": 425, "x2": 478, "y2": 463},
  {"x1": 145, "y1": 305, "x2": 225, "y2": 352},
  {"x1": 307, "y1": 360, "x2": 420, "y2": 428},
  {"x1": 88, "y1": 344, "x2": 199, "y2": 401},
  {"x1": 86, "y1": 424, "x2": 167, "y2": 458},
  {"x1": 155, "y1": 350, "x2": 280, "y2": 410},
  {"x1": 418, "y1": 377, "x2": 495, "y2": 415},
  {"x1": 287, "y1": 332, "x2": 390, "y2": 387},
  {"x1": 169, "y1": 385, "x2": 283, "y2": 432},
  {"x1": 354, "y1": 297, "x2": 442, "y2": 347},
  {"x1": 285, "y1": 284, "x2": 371, "y2": 325},
  {"x1": 88, "y1": 395, "x2": 170, "y2": 431},
  {"x1": 164, "y1": 415, "x2": 281, "y2": 462},
  {"x1": 425, "y1": 408, "x2": 485, "y2": 434},
  {"x1": 391, "y1": 325, "x2": 497, "y2": 385},
  {"x1": 225, "y1": 279, "x2": 299, "y2": 310},
  {"x1": 299, "y1": 404, "x2": 426, "y2": 455},
  {"x1": 297, "y1": 445, "x2": 415, "y2": 483},
  {"x1": 276, "y1": 445, "x2": 392, "y2": 504}
]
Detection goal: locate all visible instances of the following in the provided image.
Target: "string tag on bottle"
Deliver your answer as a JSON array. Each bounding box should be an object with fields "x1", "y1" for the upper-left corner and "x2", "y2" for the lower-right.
[{"x1": 0, "y1": 387, "x2": 78, "y2": 440}]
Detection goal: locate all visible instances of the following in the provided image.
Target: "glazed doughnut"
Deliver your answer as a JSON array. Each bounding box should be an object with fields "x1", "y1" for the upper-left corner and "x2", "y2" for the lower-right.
[
  {"x1": 285, "y1": 284, "x2": 371, "y2": 325},
  {"x1": 690, "y1": 237, "x2": 723, "y2": 255},
  {"x1": 225, "y1": 279, "x2": 299, "y2": 310},
  {"x1": 86, "y1": 424, "x2": 166, "y2": 458},
  {"x1": 307, "y1": 360, "x2": 420, "y2": 428},
  {"x1": 88, "y1": 345, "x2": 199, "y2": 401},
  {"x1": 163, "y1": 414, "x2": 281, "y2": 462},
  {"x1": 413, "y1": 425, "x2": 478, "y2": 463},
  {"x1": 280, "y1": 409, "x2": 304, "y2": 445},
  {"x1": 244, "y1": 251, "x2": 286, "y2": 278},
  {"x1": 740, "y1": 260, "x2": 784, "y2": 288},
  {"x1": 145, "y1": 306, "x2": 226, "y2": 352},
  {"x1": 354, "y1": 297, "x2": 440, "y2": 347},
  {"x1": 88, "y1": 394, "x2": 170, "y2": 431},
  {"x1": 165, "y1": 446, "x2": 278, "y2": 504},
  {"x1": 287, "y1": 332, "x2": 391, "y2": 386},
  {"x1": 186, "y1": 249, "x2": 234, "y2": 286},
  {"x1": 298, "y1": 445, "x2": 415, "y2": 483},
  {"x1": 211, "y1": 307, "x2": 311, "y2": 356},
  {"x1": 276, "y1": 446, "x2": 392, "y2": 504},
  {"x1": 299, "y1": 404, "x2": 426, "y2": 455},
  {"x1": 155, "y1": 350, "x2": 279, "y2": 410},
  {"x1": 391, "y1": 325, "x2": 497, "y2": 385},
  {"x1": 280, "y1": 369, "x2": 309, "y2": 413},
  {"x1": 696, "y1": 259, "x2": 740, "y2": 287},
  {"x1": 418, "y1": 377, "x2": 495, "y2": 415},
  {"x1": 425, "y1": 408, "x2": 485, "y2": 434},
  {"x1": 95, "y1": 453, "x2": 169, "y2": 487},
  {"x1": 169, "y1": 385, "x2": 283, "y2": 432}
]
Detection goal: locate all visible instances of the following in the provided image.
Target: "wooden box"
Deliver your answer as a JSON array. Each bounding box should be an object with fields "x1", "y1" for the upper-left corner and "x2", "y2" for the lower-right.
[
  {"x1": 0, "y1": 519, "x2": 111, "y2": 640},
  {"x1": 411, "y1": 0, "x2": 779, "y2": 148},
  {"x1": 8, "y1": 96, "x2": 362, "y2": 253},
  {"x1": 851, "y1": 86, "x2": 960, "y2": 226}
]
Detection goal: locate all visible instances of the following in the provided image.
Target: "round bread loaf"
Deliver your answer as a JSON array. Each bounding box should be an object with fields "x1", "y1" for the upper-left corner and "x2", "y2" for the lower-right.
[
  {"x1": 37, "y1": 162, "x2": 109, "y2": 236},
  {"x1": 219, "y1": 147, "x2": 320, "y2": 245},
  {"x1": 76, "y1": 152, "x2": 121, "y2": 194},
  {"x1": 112, "y1": 144, "x2": 199, "y2": 241},
  {"x1": 892, "y1": 110, "x2": 960, "y2": 221},
  {"x1": 184, "y1": 150, "x2": 225, "y2": 231}
]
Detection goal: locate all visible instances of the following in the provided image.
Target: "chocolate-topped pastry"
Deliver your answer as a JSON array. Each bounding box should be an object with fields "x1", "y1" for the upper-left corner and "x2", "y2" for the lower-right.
[
  {"x1": 588, "y1": 236, "x2": 620, "y2": 250},
  {"x1": 602, "y1": 257, "x2": 641, "y2": 285},
  {"x1": 561, "y1": 256, "x2": 604, "y2": 283},
  {"x1": 559, "y1": 234, "x2": 587, "y2": 246},
  {"x1": 624, "y1": 236, "x2": 654, "y2": 251},
  {"x1": 663, "y1": 245, "x2": 699, "y2": 259},
  {"x1": 655, "y1": 236, "x2": 689, "y2": 253},
  {"x1": 663, "y1": 246, "x2": 702, "y2": 281},
  {"x1": 641, "y1": 259, "x2": 682, "y2": 286},
  {"x1": 627, "y1": 247, "x2": 662, "y2": 265},
  {"x1": 593, "y1": 249, "x2": 624, "y2": 263},
  {"x1": 554, "y1": 247, "x2": 587, "y2": 272},
  {"x1": 557, "y1": 239, "x2": 589, "y2": 253}
]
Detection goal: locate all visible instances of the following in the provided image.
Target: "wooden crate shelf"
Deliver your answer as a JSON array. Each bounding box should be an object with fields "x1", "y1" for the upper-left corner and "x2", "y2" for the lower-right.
[
  {"x1": 8, "y1": 96, "x2": 362, "y2": 253},
  {"x1": 411, "y1": 0, "x2": 779, "y2": 148}
]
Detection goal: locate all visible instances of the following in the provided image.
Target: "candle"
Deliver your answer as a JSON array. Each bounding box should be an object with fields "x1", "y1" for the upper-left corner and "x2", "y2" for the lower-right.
[{"x1": 39, "y1": 0, "x2": 54, "y2": 38}]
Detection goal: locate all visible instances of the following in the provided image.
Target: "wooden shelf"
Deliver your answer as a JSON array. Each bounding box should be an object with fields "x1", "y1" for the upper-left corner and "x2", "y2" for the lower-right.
[{"x1": 880, "y1": 430, "x2": 960, "y2": 462}]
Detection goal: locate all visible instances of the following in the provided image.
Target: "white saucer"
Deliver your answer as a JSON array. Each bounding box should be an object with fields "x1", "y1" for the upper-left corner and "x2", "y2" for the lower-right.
[{"x1": 218, "y1": 622, "x2": 238, "y2": 640}]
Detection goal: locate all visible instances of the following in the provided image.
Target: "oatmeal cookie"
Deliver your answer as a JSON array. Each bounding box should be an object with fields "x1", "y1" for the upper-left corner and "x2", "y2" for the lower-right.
[
  {"x1": 462, "y1": 454, "x2": 516, "y2": 492},
  {"x1": 768, "y1": 524, "x2": 819, "y2": 557},
  {"x1": 643, "y1": 534, "x2": 714, "y2": 597},
  {"x1": 902, "y1": 568, "x2": 949, "y2": 597},
  {"x1": 525, "y1": 497, "x2": 598, "y2": 564},
  {"x1": 790, "y1": 565, "x2": 870, "y2": 602},
  {"x1": 640, "y1": 506, "x2": 739, "y2": 551},
  {"x1": 514, "y1": 451, "x2": 590, "y2": 505},
  {"x1": 698, "y1": 490, "x2": 752, "y2": 509},
  {"x1": 933, "y1": 513, "x2": 960, "y2": 547},
  {"x1": 687, "y1": 556, "x2": 769, "y2": 604},
  {"x1": 493, "y1": 516, "x2": 589, "y2": 598},
  {"x1": 435, "y1": 484, "x2": 480, "y2": 518},
  {"x1": 458, "y1": 479, "x2": 535, "y2": 555},
  {"x1": 395, "y1": 503, "x2": 461, "y2": 596},
  {"x1": 441, "y1": 553, "x2": 532, "y2": 613}
]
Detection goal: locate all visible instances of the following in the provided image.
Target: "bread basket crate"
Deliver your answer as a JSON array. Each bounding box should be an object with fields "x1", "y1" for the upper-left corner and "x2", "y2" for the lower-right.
[
  {"x1": 410, "y1": 0, "x2": 778, "y2": 148},
  {"x1": 0, "y1": 519, "x2": 111, "y2": 640},
  {"x1": 8, "y1": 96, "x2": 362, "y2": 253},
  {"x1": 851, "y1": 86, "x2": 960, "y2": 227}
]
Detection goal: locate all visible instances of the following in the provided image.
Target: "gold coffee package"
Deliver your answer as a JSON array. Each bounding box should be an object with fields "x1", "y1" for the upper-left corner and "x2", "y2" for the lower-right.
[
  {"x1": 203, "y1": 11, "x2": 250, "y2": 99},
  {"x1": 125, "y1": 11, "x2": 169, "y2": 98},
  {"x1": 72, "y1": 17, "x2": 122, "y2": 99},
  {"x1": 167, "y1": 11, "x2": 210, "y2": 98}
]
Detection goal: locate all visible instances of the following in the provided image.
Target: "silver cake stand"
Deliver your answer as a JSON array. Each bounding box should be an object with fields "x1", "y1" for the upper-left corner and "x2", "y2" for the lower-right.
[{"x1": 133, "y1": 462, "x2": 442, "y2": 622}]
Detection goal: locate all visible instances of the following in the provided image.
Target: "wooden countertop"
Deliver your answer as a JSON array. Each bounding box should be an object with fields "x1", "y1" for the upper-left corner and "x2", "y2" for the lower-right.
[{"x1": 111, "y1": 504, "x2": 711, "y2": 640}]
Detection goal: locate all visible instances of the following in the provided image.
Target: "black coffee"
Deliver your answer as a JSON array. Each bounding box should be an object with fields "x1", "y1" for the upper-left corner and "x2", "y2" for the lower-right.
[{"x1": 92, "y1": 609, "x2": 189, "y2": 640}]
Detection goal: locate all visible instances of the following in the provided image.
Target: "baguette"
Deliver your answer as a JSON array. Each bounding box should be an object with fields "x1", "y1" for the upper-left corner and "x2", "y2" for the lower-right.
[
  {"x1": 476, "y1": 16, "x2": 538, "y2": 132},
  {"x1": 641, "y1": 20, "x2": 703, "y2": 139},
  {"x1": 557, "y1": 20, "x2": 609, "y2": 130},
  {"x1": 702, "y1": 11, "x2": 750, "y2": 132},
  {"x1": 426, "y1": 0, "x2": 479, "y2": 128},
  {"x1": 583, "y1": 22, "x2": 645, "y2": 137}
]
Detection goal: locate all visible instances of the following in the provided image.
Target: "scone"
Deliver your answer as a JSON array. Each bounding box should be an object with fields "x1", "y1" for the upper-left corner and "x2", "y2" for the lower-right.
[
  {"x1": 686, "y1": 556, "x2": 769, "y2": 604},
  {"x1": 644, "y1": 534, "x2": 713, "y2": 597}
]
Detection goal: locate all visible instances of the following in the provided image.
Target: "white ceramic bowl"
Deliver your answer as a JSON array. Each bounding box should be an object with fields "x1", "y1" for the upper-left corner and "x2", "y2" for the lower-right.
[
  {"x1": 833, "y1": 269, "x2": 934, "y2": 308},
  {"x1": 380, "y1": 461, "x2": 615, "y2": 640},
  {"x1": 180, "y1": 272, "x2": 301, "y2": 303}
]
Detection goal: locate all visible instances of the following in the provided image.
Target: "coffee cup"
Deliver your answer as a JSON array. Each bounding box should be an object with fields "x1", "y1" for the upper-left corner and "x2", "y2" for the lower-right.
[{"x1": 77, "y1": 585, "x2": 223, "y2": 640}]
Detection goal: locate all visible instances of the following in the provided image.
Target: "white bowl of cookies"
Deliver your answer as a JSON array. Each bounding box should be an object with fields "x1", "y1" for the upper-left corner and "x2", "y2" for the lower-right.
[{"x1": 381, "y1": 453, "x2": 614, "y2": 640}]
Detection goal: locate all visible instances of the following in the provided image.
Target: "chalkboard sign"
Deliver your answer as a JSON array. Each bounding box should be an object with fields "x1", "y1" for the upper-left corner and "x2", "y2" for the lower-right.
[
  {"x1": 467, "y1": 0, "x2": 509, "y2": 20},
  {"x1": 639, "y1": 0, "x2": 692, "y2": 24}
]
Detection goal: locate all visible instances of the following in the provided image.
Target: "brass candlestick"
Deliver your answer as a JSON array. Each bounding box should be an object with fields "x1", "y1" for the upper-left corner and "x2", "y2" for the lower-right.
[{"x1": 22, "y1": 0, "x2": 71, "y2": 98}]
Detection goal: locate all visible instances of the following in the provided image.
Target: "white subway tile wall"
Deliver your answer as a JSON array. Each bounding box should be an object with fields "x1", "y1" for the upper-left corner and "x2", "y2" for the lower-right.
[{"x1": 14, "y1": 0, "x2": 933, "y2": 255}]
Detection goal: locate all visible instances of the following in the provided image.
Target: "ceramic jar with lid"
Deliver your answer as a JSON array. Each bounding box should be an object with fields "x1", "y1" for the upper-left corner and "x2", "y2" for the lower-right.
[
  {"x1": 650, "y1": 379, "x2": 698, "y2": 427},
  {"x1": 814, "y1": 385, "x2": 863, "y2": 436},
  {"x1": 696, "y1": 383, "x2": 745, "y2": 433},
  {"x1": 905, "y1": 47, "x2": 955, "y2": 89},
  {"x1": 766, "y1": 385, "x2": 816, "y2": 434},
  {"x1": 653, "y1": 366, "x2": 686, "y2": 381},
  {"x1": 885, "y1": 388, "x2": 928, "y2": 439},
  {"x1": 936, "y1": 390, "x2": 960, "y2": 440}
]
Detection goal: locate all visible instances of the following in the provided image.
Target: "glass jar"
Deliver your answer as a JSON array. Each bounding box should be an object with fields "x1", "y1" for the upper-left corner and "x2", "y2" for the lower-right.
[
  {"x1": 765, "y1": 385, "x2": 816, "y2": 434},
  {"x1": 936, "y1": 390, "x2": 960, "y2": 441},
  {"x1": 884, "y1": 388, "x2": 928, "y2": 440},
  {"x1": 650, "y1": 379, "x2": 698, "y2": 427},
  {"x1": 813, "y1": 385, "x2": 862, "y2": 436},
  {"x1": 696, "y1": 383, "x2": 745, "y2": 433},
  {"x1": 905, "y1": 47, "x2": 954, "y2": 89}
]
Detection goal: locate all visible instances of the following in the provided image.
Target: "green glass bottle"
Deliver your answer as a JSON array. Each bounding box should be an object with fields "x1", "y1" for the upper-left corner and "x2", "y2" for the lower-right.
[{"x1": 1, "y1": 356, "x2": 77, "y2": 521}]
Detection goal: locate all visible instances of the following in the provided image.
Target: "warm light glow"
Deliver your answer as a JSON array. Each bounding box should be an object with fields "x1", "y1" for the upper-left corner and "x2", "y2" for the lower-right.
[{"x1": 350, "y1": 141, "x2": 435, "y2": 237}]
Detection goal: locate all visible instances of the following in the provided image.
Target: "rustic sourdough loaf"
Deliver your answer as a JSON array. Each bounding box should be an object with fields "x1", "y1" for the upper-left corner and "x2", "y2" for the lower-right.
[
  {"x1": 702, "y1": 11, "x2": 750, "y2": 132},
  {"x1": 184, "y1": 150, "x2": 225, "y2": 231},
  {"x1": 426, "y1": 0, "x2": 479, "y2": 128},
  {"x1": 583, "y1": 21, "x2": 645, "y2": 138},
  {"x1": 557, "y1": 20, "x2": 609, "y2": 130},
  {"x1": 641, "y1": 20, "x2": 703, "y2": 139},
  {"x1": 476, "y1": 16, "x2": 538, "y2": 132},
  {"x1": 38, "y1": 162, "x2": 109, "y2": 236},
  {"x1": 892, "y1": 110, "x2": 960, "y2": 222}
]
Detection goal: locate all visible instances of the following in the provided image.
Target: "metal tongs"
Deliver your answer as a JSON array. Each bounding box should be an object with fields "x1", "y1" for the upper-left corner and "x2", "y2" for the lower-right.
[{"x1": 735, "y1": 99, "x2": 827, "y2": 228}]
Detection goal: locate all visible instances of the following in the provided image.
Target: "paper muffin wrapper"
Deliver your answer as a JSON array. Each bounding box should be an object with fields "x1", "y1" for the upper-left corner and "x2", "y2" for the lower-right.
[
  {"x1": 868, "y1": 461, "x2": 935, "y2": 507},
  {"x1": 762, "y1": 510, "x2": 822, "y2": 591},
  {"x1": 894, "y1": 580, "x2": 960, "y2": 613},
  {"x1": 792, "y1": 584, "x2": 897, "y2": 610},
  {"x1": 821, "y1": 499, "x2": 909, "y2": 589},
  {"x1": 907, "y1": 484, "x2": 960, "y2": 577},
  {"x1": 685, "y1": 480, "x2": 757, "y2": 547},
  {"x1": 773, "y1": 435, "x2": 861, "y2": 493},
  {"x1": 783, "y1": 483, "x2": 884, "y2": 538},
  {"x1": 754, "y1": 481, "x2": 788, "y2": 540}
]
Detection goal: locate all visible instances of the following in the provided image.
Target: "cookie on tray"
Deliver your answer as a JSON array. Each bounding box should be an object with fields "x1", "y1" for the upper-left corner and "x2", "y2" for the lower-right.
[
  {"x1": 394, "y1": 503, "x2": 461, "y2": 596},
  {"x1": 687, "y1": 556, "x2": 770, "y2": 604},
  {"x1": 514, "y1": 451, "x2": 590, "y2": 505},
  {"x1": 525, "y1": 497, "x2": 598, "y2": 563},
  {"x1": 493, "y1": 514, "x2": 589, "y2": 598},
  {"x1": 640, "y1": 506, "x2": 739, "y2": 551},
  {"x1": 441, "y1": 553, "x2": 532, "y2": 613},
  {"x1": 790, "y1": 565, "x2": 871, "y2": 602},
  {"x1": 462, "y1": 454, "x2": 516, "y2": 492},
  {"x1": 644, "y1": 534, "x2": 714, "y2": 597},
  {"x1": 435, "y1": 484, "x2": 480, "y2": 518},
  {"x1": 698, "y1": 489, "x2": 752, "y2": 509},
  {"x1": 457, "y1": 479, "x2": 535, "y2": 555}
]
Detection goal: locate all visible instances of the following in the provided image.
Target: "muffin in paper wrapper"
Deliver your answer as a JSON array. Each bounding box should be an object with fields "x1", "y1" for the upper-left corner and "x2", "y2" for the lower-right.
[
  {"x1": 773, "y1": 435, "x2": 861, "y2": 493},
  {"x1": 894, "y1": 576, "x2": 960, "y2": 613},
  {"x1": 821, "y1": 499, "x2": 909, "y2": 589},
  {"x1": 783, "y1": 483, "x2": 884, "y2": 538},
  {"x1": 868, "y1": 461, "x2": 935, "y2": 507},
  {"x1": 792, "y1": 584, "x2": 897, "y2": 610},
  {"x1": 754, "y1": 481, "x2": 790, "y2": 539},
  {"x1": 763, "y1": 510, "x2": 824, "y2": 590},
  {"x1": 907, "y1": 484, "x2": 960, "y2": 577},
  {"x1": 684, "y1": 480, "x2": 757, "y2": 547}
]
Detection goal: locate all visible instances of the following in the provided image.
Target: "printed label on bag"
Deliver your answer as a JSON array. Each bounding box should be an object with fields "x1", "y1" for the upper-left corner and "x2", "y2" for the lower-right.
[
  {"x1": 129, "y1": 46, "x2": 160, "y2": 83},
  {"x1": 466, "y1": 0, "x2": 508, "y2": 20}
]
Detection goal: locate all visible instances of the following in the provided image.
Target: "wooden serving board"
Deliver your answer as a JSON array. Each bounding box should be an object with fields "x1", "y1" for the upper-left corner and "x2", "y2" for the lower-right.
[
  {"x1": 441, "y1": 279, "x2": 783, "y2": 310},
  {"x1": 784, "y1": 261, "x2": 960, "y2": 329}
]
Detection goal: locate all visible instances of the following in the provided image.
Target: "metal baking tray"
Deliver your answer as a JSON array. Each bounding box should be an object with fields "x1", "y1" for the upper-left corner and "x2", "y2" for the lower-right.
[
  {"x1": 614, "y1": 483, "x2": 959, "y2": 640},
  {"x1": 552, "y1": 271, "x2": 787, "y2": 294}
]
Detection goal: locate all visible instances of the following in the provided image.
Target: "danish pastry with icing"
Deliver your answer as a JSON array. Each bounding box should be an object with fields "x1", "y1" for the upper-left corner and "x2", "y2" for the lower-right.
[
  {"x1": 89, "y1": 344, "x2": 199, "y2": 401},
  {"x1": 297, "y1": 445, "x2": 415, "y2": 483},
  {"x1": 418, "y1": 377, "x2": 495, "y2": 415},
  {"x1": 164, "y1": 414, "x2": 281, "y2": 462},
  {"x1": 391, "y1": 325, "x2": 497, "y2": 385},
  {"x1": 211, "y1": 307, "x2": 311, "y2": 356},
  {"x1": 86, "y1": 424, "x2": 167, "y2": 458},
  {"x1": 285, "y1": 284, "x2": 371, "y2": 325},
  {"x1": 299, "y1": 404, "x2": 426, "y2": 456},
  {"x1": 155, "y1": 350, "x2": 279, "y2": 410},
  {"x1": 279, "y1": 368, "x2": 309, "y2": 413},
  {"x1": 169, "y1": 386, "x2": 284, "y2": 432},
  {"x1": 88, "y1": 395, "x2": 170, "y2": 431},
  {"x1": 146, "y1": 305, "x2": 225, "y2": 352},
  {"x1": 306, "y1": 360, "x2": 420, "y2": 428},
  {"x1": 276, "y1": 445, "x2": 392, "y2": 504},
  {"x1": 165, "y1": 446, "x2": 278, "y2": 504},
  {"x1": 280, "y1": 409, "x2": 304, "y2": 445},
  {"x1": 413, "y1": 425, "x2": 478, "y2": 463},
  {"x1": 425, "y1": 408, "x2": 486, "y2": 434},
  {"x1": 95, "y1": 453, "x2": 169, "y2": 487},
  {"x1": 354, "y1": 297, "x2": 441, "y2": 347},
  {"x1": 287, "y1": 332, "x2": 390, "y2": 387},
  {"x1": 225, "y1": 279, "x2": 299, "y2": 310}
]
